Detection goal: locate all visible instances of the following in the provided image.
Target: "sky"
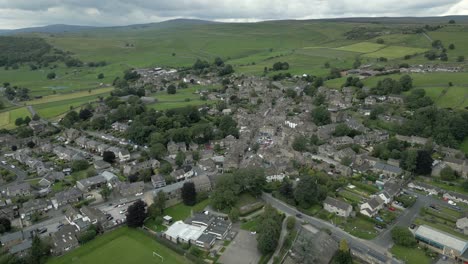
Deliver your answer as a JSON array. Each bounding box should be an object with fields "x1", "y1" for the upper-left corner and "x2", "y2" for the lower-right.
[{"x1": 0, "y1": 0, "x2": 467, "y2": 29}]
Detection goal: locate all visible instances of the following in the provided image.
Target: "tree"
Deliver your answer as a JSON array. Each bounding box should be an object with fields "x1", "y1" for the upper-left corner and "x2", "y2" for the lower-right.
[
  {"x1": 336, "y1": 239, "x2": 353, "y2": 264},
  {"x1": 286, "y1": 216, "x2": 296, "y2": 230},
  {"x1": 11, "y1": 145, "x2": 17, "y2": 151},
  {"x1": 126, "y1": 200, "x2": 147, "y2": 228},
  {"x1": 415, "y1": 150, "x2": 433, "y2": 175},
  {"x1": 229, "y1": 207, "x2": 240, "y2": 223},
  {"x1": 71, "y1": 160, "x2": 89, "y2": 171},
  {"x1": 399, "y1": 75, "x2": 413, "y2": 91},
  {"x1": 148, "y1": 192, "x2": 166, "y2": 219},
  {"x1": 181, "y1": 182, "x2": 197, "y2": 206},
  {"x1": 102, "y1": 151, "x2": 116, "y2": 163},
  {"x1": 23, "y1": 116, "x2": 31, "y2": 125},
  {"x1": 15, "y1": 117, "x2": 23, "y2": 126},
  {"x1": 46, "y1": 72, "x2": 56, "y2": 79},
  {"x1": 0, "y1": 218, "x2": 11, "y2": 233},
  {"x1": 167, "y1": 84, "x2": 176, "y2": 94},
  {"x1": 27, "y1": 141, "x2": 36, "y2": 148},
  {"x1": 292, "y1": 135, "x2": 308, "y2": 152},
  {"x1": 391, "y1": 226, "x2": 416, "y2": 247},
  {"x1": 150, "y1": 143, "x2": 167, "y2": 159},
  {"x1": 100, "y1": 184, "x2": 112, "y2": 201},
  {"x1": 28, "y1": 235, "x2": 51, "y2": 264},
  {"x1": 440, "y1": 167, "x2": 457, "y2": 181},
  {"x1": 32, "y1": 114, "x2": 40, "y2": 121},
  {"x1": 376, "y1": 38, "x2": 385, "y2": 44},
  {"x1": 449, "y1": 43, "x2": 455, "y2": 50},
  {"x1": 279, "y1": 180, "x2": 294, "y2": 199},
  {"x1": 214, "y1": 57, "x2": 224, "y2": 67},
  {"x1": 175, "y1": 151, "x2": 186, "y2": 167},
  {"x1": 97, "y1": 73, "x2": 104, "y2": 79},
  {"x1": 257, "y1": 205, "x2": 282, "y2": 255},
  {"x1": 294, "y1": 175, "x2": 319, "y2": 208},
  {"x1": 457, "y1": 56, "x2": 465, "y2": 62},
  {"x1": 79, "y1": 108, "x2": 93, "y2": 120},
  {"x1": 311, "y1": 106, "x2": 331, "y2": 126},
  {"x1": 449, "y1": 19, "x2": 456, "y2": 24}
]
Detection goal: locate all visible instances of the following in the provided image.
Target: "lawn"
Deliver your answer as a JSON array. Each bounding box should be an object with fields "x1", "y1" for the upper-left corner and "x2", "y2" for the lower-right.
[
  {"x1": 34, "y1": 93, "x2": 108, "y2": 119},
  {"x1": 390, "y1": 245, "x2": 431, "y2": 264},
  {"x1": 336, "y1": 42, "x2": 385, "y2": 53},
  {"x1": 240, "y1": 217, "x2": 260, "y2": 232},
  {"x1": 163, "y1": 199, "x2": 210, "y2": 221},
  {"x1": 147, "y1": 86, "x2": 217, "y2": 111},
  {"x1": 342, "y1": 216, "x2": 378, "y2": 240},
  {"x1": 48, "y1": 227, "x2": 188, "y2": 264}
]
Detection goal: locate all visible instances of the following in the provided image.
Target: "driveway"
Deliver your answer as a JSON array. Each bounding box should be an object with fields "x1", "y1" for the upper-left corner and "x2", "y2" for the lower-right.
[{"x1": 218, "y1": 230, "x2": 261, "y2": 264}]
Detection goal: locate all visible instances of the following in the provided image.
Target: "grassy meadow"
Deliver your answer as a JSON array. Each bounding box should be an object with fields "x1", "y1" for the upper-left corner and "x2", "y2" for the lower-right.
[{"x1": 47, "y1": 227, "x2": 188, "y2": 264}]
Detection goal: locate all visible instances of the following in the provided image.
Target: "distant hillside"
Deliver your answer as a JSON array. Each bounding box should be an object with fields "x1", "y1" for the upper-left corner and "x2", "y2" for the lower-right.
[{"x1": 0, "y1": 24, "x2": 95, "y2": 35}]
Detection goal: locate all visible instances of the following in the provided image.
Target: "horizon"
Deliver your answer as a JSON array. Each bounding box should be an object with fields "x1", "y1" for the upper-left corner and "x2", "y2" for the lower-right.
[
  {"x1": 0, "y1": 0, "x2": 467, "y2": 29},
  {"x1": 2, "y1": 14, "x2": 468, "y2": 31}
]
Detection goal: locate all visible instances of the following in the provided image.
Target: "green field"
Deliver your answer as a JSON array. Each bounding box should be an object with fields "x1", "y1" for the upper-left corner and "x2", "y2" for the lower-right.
[
  {"x1": 163, "y1": 199, "x2": 210, "y2": 221},
  {"x1": 336, "y1": 42, "x2": 385, "y2": 53},
  {"x1": 365, "y1": 46, "x2": 428, "y2": 59},
  {"x1": 48, "y1": 227, "x2": 189, "y2": 264},
  {"x1": 0, "y1": 107, "x2": 31, "y2": 129},
  {"x1": 390, "y1": 245, "x2": 431, "y2": 264},
  {"x1": 148, "y1": 86, "x2": 217, "y2": 111}
]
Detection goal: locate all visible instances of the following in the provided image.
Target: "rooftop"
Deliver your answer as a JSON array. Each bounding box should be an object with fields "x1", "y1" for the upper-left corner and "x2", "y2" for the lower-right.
[{"x1": 415, "y1": 225, "x2": 468, "y2": 253}]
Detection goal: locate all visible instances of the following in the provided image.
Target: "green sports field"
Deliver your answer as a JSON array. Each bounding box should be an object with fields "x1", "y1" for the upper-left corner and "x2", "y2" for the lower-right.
[{"x1": 47, "y1": 227, "x2": 189, "y2": 264}]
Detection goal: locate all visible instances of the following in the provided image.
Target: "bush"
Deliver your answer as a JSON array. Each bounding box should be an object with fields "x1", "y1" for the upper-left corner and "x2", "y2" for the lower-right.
[
  {"x1": 391, "y1": 226, "x2": 416, "y2": 247},
  {"x1": 286, "y1": 216, "x2": 296, "y2": 230}
]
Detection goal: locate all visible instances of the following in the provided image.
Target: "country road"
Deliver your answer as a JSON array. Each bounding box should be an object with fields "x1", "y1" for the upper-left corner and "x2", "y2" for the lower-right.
[{"x1": 262, "y1": 193, "x2": 402, "y2": 264}]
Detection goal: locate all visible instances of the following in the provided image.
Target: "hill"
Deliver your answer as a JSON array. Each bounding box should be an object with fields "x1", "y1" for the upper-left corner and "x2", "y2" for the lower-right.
[
  {"x1": 0, "y1": 16, "x2": 468, "y2": 127},
  {"x1": 0, "y1": 24, "x2": 96, "y2": 35}
]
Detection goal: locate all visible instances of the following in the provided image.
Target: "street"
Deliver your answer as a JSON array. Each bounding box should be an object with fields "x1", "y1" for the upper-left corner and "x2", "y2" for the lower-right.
[{"x1": 262, "y1": 193, "x2": 402, "y2": 264}]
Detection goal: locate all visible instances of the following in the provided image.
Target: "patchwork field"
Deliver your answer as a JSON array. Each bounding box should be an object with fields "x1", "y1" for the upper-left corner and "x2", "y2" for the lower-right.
[
  {"x1": 365, "y1": 46, "x2": 428, "y2": 59},
  {"x1": 0, "y1": 107, "x2": 31, "y2": 129},
  {"x1": 47, "y1": 227, "x2": 188, "y2": 264}
]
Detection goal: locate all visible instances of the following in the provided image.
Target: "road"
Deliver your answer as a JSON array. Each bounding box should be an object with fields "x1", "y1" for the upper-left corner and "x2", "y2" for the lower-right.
[
  {"x1": 268, "y1": 217, "x2": 288, "y2": 264},
  {"x1": 0, "y1": 157, "x2": 28, "y2": 190},
  {"x1": 371, "y1": 188, "x2": 454, "y2": 248},
  {"x1": 262, "y1": 193, "x2": 402, "y2": 264}
]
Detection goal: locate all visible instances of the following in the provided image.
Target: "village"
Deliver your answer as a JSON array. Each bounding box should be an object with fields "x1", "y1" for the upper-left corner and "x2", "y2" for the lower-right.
[{"x1": 0, "y1": 63, "x2": 468, "y2": 264}]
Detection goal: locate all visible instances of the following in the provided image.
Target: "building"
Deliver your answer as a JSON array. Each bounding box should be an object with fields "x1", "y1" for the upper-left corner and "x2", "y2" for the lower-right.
[
  {"x1": 372, "y1": 162, "x2": 403, "y2": 177},
  {"x1": 163, "y1": 221, "x2": 215, "y2": 249},
  {"x1": 323, "y1": 196, "x2": 353, "y2": 217},
  {"x1": 0, "y1": 231, "x2": 26, "y2": 249},
  {"x1": 123, "y1": 159, "x2": 160, "y2": 176},
  {"x1": 414, "y1": 225, "x2": 468, "y2": 260},
  {"x1": 54, "y1": 188, "x2": 83, "y2": 208},
  {"x1": 407, "y1": 182, "x2": 441, "y2": 195},
  {"x1": 456, "y1": 217, "x2": 468, "y2": 235},
  {"x1": 190, "y1": 175, "x2": 212, "y2": 194},
  {"x1": 76, "y1": 175, "x2": 107, "y2": 192},
  {"x1": 360, "y1": 196, "x2": 385, "y2": 217},
  {"x1": 117, "y1": 181, "x2": 144, "y2": 197},
  {"x1": 189, "y1": 213, "x2": 232, "y2": 240},
  {"x1": 443, "y1": 191, "x2": 468, "y2": 205},
  {"x1": 19, "y1": 199, "x2": 49, "y2": 219},
  {"x1": 6, "y1": 183, "x2": 31, "y2": 197},
  {"x1": 51, "y1": 225, "x2": 79, "y2": 255},
  {"x1": 9, "y1": 239, "x2": 32, "y2": 257},
  {"x1": 151, "y1": 175, "x2": 166, "y2": 189},
  {"x1": 80, "y1": 206, "x2": 107, "y2": 225}
]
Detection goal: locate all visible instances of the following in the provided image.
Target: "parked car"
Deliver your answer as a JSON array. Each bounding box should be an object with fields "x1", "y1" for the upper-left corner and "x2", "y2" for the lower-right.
[
  {"x1": 410, "y1": 224, "x2": 416, "y2": 229},
  {"x1": 375, "y1": 216, "x2": 384, "y2": 222},
  {"x1": 375, "y1": 224, "x2": 383, "y2": 229},
  {"x1": 1, "y1": 160, "x2": 6, "y2": 164},
  {"x1": 37, "y1": 227, "x2": 47, "y2": 234},
  {"x1": 296, "y1": 213, "x2": 302, "y2": 218},
  {"x1": 10, "y1": 165, "x2": 15, "y2": 169},
  {"x1": 57, "y1": 223, "x2": 64, "y2": 229},
  {"x1": 388, "y1": 207, "x2": 396, "y2": 211},
  {"x1": 448, "y1": 200, "x2": 456, "y2": 206}
]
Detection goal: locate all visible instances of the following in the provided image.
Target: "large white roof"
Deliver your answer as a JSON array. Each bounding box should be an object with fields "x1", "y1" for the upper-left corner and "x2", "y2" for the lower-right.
[
  {"x1": 415, "y1": 225, "x2": 468, "y2": 252},
  {"x1": 165, "y1": 221, "x2": 206, "y2": 241}
]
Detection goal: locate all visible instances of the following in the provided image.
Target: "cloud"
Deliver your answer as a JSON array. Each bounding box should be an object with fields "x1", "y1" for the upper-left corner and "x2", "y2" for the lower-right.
[{"x1": 0, "y1": 0, "x2": 466, "y2": 29}]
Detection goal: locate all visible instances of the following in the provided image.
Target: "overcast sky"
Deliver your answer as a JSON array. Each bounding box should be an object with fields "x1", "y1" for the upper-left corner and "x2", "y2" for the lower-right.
[{"x1": 0, "y1": 0, "x2": 467, "y2": 29}]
